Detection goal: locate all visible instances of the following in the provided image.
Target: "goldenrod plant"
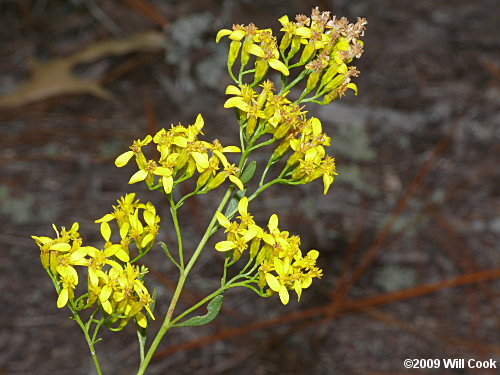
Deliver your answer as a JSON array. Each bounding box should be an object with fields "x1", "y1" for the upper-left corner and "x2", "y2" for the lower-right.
[{"x1": 32, "y1": 8, "x2": 366, "y2": 375}]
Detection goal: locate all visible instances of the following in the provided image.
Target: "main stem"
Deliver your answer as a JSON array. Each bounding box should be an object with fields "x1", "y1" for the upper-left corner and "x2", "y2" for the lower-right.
[
  {"x1": 73, "y1": 310, "x2": 103, "y2": 375},
  {"x1": 136, "y1": 187, "x2": 234, "y2": 375}
]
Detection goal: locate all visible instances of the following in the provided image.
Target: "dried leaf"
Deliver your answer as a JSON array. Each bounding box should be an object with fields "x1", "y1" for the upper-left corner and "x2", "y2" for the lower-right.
[{"x1": 0, "y1": 31, "x2": 164, "y2": 108}]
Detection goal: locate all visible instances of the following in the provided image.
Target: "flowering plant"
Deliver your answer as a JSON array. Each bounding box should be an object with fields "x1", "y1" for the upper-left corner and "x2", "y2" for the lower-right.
[{"x1": 32, "y1": 8, "x2": 366, "y2": 375}]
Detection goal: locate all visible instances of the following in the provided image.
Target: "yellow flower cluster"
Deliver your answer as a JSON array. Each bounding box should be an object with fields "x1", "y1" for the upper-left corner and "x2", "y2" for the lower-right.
[
  {"x1": 32, "y1": 193, "x2": 157, "y2": 329},
  {"x1": 278, "y1": 9, "x2": 366, "y2": 101},
  {"x1": 225, "y1": 81, "x2": 337, "y2": 194},
  {"x1": 215, "y1": 197, "x2": 322, "y2": 305},
  {"x1": 216, "y1": 24, "x2": 290, "y2": 83},
  {"x1": 217, "y1": 7, "x2": 366, "y2": 101},
  {"x1": 115, "y1": 114, "x2": 244, "y2": 194}
]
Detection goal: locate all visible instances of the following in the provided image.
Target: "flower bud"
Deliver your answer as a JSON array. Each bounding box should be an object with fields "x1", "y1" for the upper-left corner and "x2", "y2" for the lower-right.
[
  {"x1": 279, "y1": 33, "x2": 292, "y2": 56},
  {"x1": 297, "y1": 42, "x2": 315, "y2": 65},
  {"x1": 206, "y1": 172, "x2": 226, "y2": 191},
  {"x1": 228, "y1": 41, "x2": 241, "y2": 68},
  {"x1": 305, "y1": 71, "x2": 321, "y2": 93},
  {"x1": 253, "y1": 59, "x2": 269, "y2": 84}
]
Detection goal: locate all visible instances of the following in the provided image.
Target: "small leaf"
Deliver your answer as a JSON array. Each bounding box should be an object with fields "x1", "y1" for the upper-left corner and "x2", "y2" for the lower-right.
[
  {"x1": 240, "y1": 160, "x2": 257, "y2": 183},
  {"x1": 175, "y1": 295, "x2": 224, "y2": 327},
  {"x1": 224, "y1": 189, "x2": 246, "y2": 218}
]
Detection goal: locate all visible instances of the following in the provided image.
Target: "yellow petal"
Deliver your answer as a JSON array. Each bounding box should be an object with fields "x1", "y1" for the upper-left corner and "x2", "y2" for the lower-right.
[
  {"x1": 70, "y1": 247, "x2": 87, "y2": 262},
  {"x1": 191, "y1": 152, "x2": 209, "y2": 171},
  {"x1": 119, "y1": 222, "x2": 130, "y2": 239},
  {"x1": 295, "y1": 27, "x2": 312, "y2": 38},
  {"x1": 49, "y1": 243, "x2": 71, "y2": 252},
  {"x1": 100, "y1": 222, "x2": 111, "y2": 242},
  {"x1": 153, "y1": 167, "x2": 173, "y2": 177},
  {"x1": 278, "y1": 286, "x2": 289, "y2": 305},
  {"x1": 268, "y1": 214, "x2": 278, "y2": 231},
  {"x1": 115, "y1": 151, "x2": 134, "y2": 167},
  {"x1": 141, "y1": 233, "x2": 155, "y2": 248},
  {"x1": 294, "y1": 280, "x2": 303, "y2": 301},
  {"x1": 101, "y1": 300, "x2": 113, "y2": 314},
  {"x1": 311, "y1": 117, "x2": 322, "y2": 136},
  {"x1": 215, "y1": 241, "x2": 237, "y2": 252},
  {"x1": 268, "y1": 59, "x2": 289, "y2": 76},
  {"x1": 224, "y1": 97, "x2": 251, "y2": 112},
  {"x1": 222, "y1": 145, "x2": 241, "y2": 153},
  {"x1": 216, "y1": 212, "x2": 231, "y2": 228},
  {"x1": 104, "y1": 244, "x2": 121, "y2": 257},
  {"x1": 216, "y1": 29, "x2": 232, "y2": 43},
  {"x1": 243, "y1": 225, "x2": 259, "y2": 242},
  {"x1": 194, "y1": 113, "x2": 204, "y2": 130},
  {"x1": 225, "y1": 85, "x2": 241, "y2": 95},
  {"x1": 307, "y1": 249, "x2": 319, "y2": 259},
  {"x1": 143, "y1": 208, "x2": 156, "y2": 227},
  {"x1": 246, "y1": 43, "x2": 265, "y2": 57},
  {"x1": 136, "y1": 312, "x2": 148, "y2": 328},
  {"x1": 229, "y1": 175, "x2": 244, "y2": 190},
  {"x1": 278, "y1": 15, "x2": 289, "y2": 26},
  {"x1": 99, "y1": 285, "x2": 112, "y2": 302},
  {"x1": 335, "y1": 39, "x2": 350, "y2": 51},
  {"x1": 337, "y1": 63, "x2": 348, "y2": 74},
  {"x1": 323, "y1": 174, "x2": 334, "y2": 195},
  {"x1": 273, "y1": 257, "x2": 284, "y2": 275},
  {"x1": 128, "y1": 169, "x2": 148, "y2": 184},
  {"x1": 237, "y1": 196, "x2": 248, "y2": 215},
  {"x1": 229, "y1": 29, "x2": 246, "y2": 41},
  {"x1": 265, "y1": 273, "x2": 281, "y2": 292},
  {"x1": 162, "y1": 176, "x2": 173, "y2": 194},
  {"x1": 301, "y1": 275, "x2": 313, "y2": 289},
  {"x1": 115, "y1": 248, "x2": 130, "y2": 262},
  {"x1": 346, "y1": 82, "x2": 358, "y2": 95},
  {"x1": 57, "y1": 288, "x2": 69, "y2": 308},
  {"x1": 95, "y1": 213, "x2": 115, "y2": 223}
]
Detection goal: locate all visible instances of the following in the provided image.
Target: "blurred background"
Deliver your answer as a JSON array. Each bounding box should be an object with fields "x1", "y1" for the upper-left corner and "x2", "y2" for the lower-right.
[{"x1": 1, "y1": 0, "x2": 498, "y2": 374}]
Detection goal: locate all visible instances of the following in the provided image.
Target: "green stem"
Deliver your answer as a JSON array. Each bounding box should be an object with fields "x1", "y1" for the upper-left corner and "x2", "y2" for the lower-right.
[
  {"x1": 71, "y1": 305, "x2": 103, "y2": 375},
  {"x1": 137, "y1": 329, "x2": 146, "y2": 363},
  {"x1": 130, "y1": 245, "x2": 153, "y2": 264},
  {"x1": 221, "y1": 254, "x2": 231, "y2": 285},
  {"x1": 280, "y1": 70, "x2": 309, "y2": 94},
  {"x1": 247, "y1": 137, "x2": 275, "y2": 153},
  {"x1": 47, "y1": 270, "x2": 103, "y2": 374},
  {"x1": 159, "y1": 242, "x2": 181, "y2": 270},
  {"x1": 259, "y1": 158, "x2": 275, "y2": 186},
  {"x1": 136, "y1": 187, "x2": 234, "y2": 375},
  {"x1": 168, "y1": 195, "x2": 184, "y2": 270},
  {"x1": 249, "y1": 178, "x2": 283, "y2": 202},
  {"x1": 228, "y1": 64, "x2": 239, "y2": 84},
  {"x1": 169, "y1": 287, "x2": 225, "y2": 326}
]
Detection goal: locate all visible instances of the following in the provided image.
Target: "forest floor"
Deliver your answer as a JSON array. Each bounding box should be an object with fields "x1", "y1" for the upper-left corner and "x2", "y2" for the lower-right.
[{"x1": 1, "y1": 1, "x2": 498, "y2": 374}]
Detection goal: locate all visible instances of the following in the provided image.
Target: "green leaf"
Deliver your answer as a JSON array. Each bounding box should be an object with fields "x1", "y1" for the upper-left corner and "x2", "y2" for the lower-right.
[
  {"x1": 224, "y1": 190, "x2": 246, "y2": 218},
  {"x1": 240, "y1": 160, "x2": 257, "y2": 183},
  {"x1": 159, "y1": 242, "x2": 181, "y2": 269},
  {"x1": 175, "y1": 295, "x2": 224, "y2": 327}
]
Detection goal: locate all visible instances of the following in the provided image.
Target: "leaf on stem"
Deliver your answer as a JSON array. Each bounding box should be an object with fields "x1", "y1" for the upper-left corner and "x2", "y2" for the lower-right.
[
  {"x1": 175, "y1": 295, "x2": 224, "y2": 327},
  {"x1": 224, "y1": 189, "x2": 246, "y2": 218},
  {"x1": 240, "y1": 161, "x2": 257, "y2": 183}
]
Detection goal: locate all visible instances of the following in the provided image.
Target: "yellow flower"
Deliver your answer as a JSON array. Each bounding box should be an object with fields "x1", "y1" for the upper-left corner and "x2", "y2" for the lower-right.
[
  {"x1": 224, "y1": 84, "x2": 255, "y2": 113},
  {"x1": 215, "y1": 197, "x2": 260, "y2": 259},
  {"x1": 86, "y1": 246, "x2": 123, "y2": 286},
  {"x1": 128, "y1": 159, "x2": 173, "y2": 187},
  {"x1": 264, "y1": 257, "x2": 292, "y2": 305},
  {"x1": 209, "y1": 139, "x2": 241, "y2": 167},
  {"x1": 32, "y1": 222, "x2": 82, "y2": 273},
  {"x1": 206, "y1": 164, "x2": 244, "y2": 191},
  {"x1": 115, "y1": 135, "x2": 152, "y2": 168},
  {"x1": 57, "y1": 271, "x2": 78, "y2": 308}
]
